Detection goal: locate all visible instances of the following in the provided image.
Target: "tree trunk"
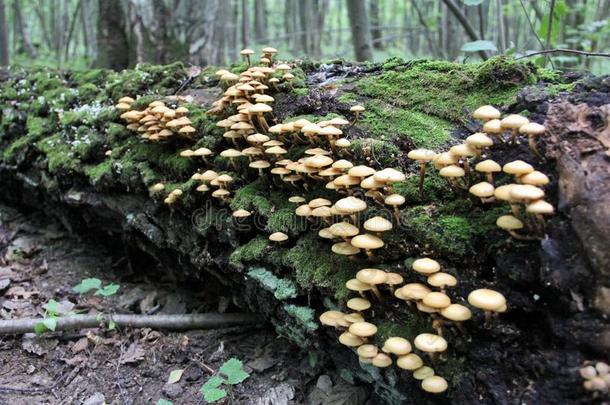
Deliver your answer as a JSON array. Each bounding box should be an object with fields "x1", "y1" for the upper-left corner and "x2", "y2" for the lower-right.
[
  {"x1": 369, "y1": 0, "x2": 383, "y2": 50},
  {"x1": 95, "y1": 0, "x2": 130, "y2": 70},
  {"x1": 11, "y1": 0, "x2": 38, "y2": 58},
  {"x1": 254, "y1": 0, "x2": 266, "y2": 44},
  {"x1": 241, "y1": 0, "x2": 249, "y2": 49},
  {"x1": 0, "y1": 0, "x2": 8, "y2": 65},
  {"x1": 440, "y1": 0, "x2": 490, "y2": 60},
  {"x1": 346, "y1": 0, "x2": 373, "y2": 61}
]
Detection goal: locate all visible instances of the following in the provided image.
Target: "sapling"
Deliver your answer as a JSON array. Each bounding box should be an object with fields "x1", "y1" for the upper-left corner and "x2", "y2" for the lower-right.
[{"x1": 201, "y1": 358, "x2": 250, "y2": 403}]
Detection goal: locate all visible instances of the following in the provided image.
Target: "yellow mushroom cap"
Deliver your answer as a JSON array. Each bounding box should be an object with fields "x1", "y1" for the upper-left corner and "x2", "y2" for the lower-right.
[
  {"x1": 469, "y1": 182, "x2": 495, "y2": 198},
  {"x1": 526, "y1": 200, "x2": 554, "y2": 215},
  {"x1": 288, "y1": 196, "x2": 306, "y2": 204},
  {"x1": 427, "y1": 272, "x2": 457, "y2": 289},
  {"x1": 473, "y1": 105, "x2": 501, "y2": 121},
  {"x1": 400, "y1": 283, "x2": 431, "y2": 300},
  {"x1": 150, "y1": 183, "x2": 165, "y2": 192},
  {"x1": 318, "y1": 227, "x2": 334, "y2": 239},
  {"x1": 414, "y1": 333, "x2": 448, "y2": 353},
  {"x1": 382, "y1": 337, "x2": 412, "y2": 355},
  {"x1": 384, "y1": 194, "x2": 405, "y2": 206},
  {"x1": 356, "y1": 268, "x2": 388, "y2": 285},
  {"x1": 407, "y1": 149, "x2": 436, "y2": 162},
  {"x1": 363, "y1": 216, "x2": 393, "y2": 233},
  {"x1": 269, "y1": 232, "x2": 288, "y2": 242},
  {"x1": 483, "y1": 118, "x2": 503, "y2": 134},
  {"x1": 304, "y1": 154, "x2": 334, "y2": 168},
  {"x1": 328, "y1": 222, "x2": 360, "y2": 238},
  {"x1": 520, "y1": 170, "x2": 550, "y2": 186},
  {"x1": 308, "y1": 198, "x2": 332, "y2": 208},
  {"x1": 332, "y1": 159, "x2": 354, "y2": 170},
  {"x1": 396, "y1": 353, "x2": 423, "y2": 370},
  {"x1": 347, "y1": 297, "x2": 371, "y2": 311},
  {"x1": 348, "y1": 165, "x2": 376, "y2": 178},
  {"x1": 385, "y1": 272, "x2": 404, "y2": 286},
  {"x1": 509, "y1": 184, "x2": 545, "y2": 201},
  {"x1": 466, "y1": 132, "x2": 494, "y2": 148},
  {"x1": 439, "y1": 165, "x2": 465, "y2": 178},
  {"x1": 493, "y1": 184, "x2": 516, "y2": 201},
  {"x1": 351, "y1": 234, "x2": 384, "y2": 251},
  {"x1": 416, "y1": 301, "x2": 439, "y2": 313},
  {"x1": 332, "y1": 242, "x2": 360, "y2": 256},
  {"x1": 422, "y1": 292, "x2": 451, "y2": 309},
  {"x1": 519, "y1": 122, "x2": 546, "y2": 136},
  {"x1": 467, "y1": 288, "x2": 507, "y2": 311},
  {"x1": 295, "y1": 204, "x2": 312, "y2": 217},
  {"x1": 421, "y1": 376, "x2": 448, "y2": 394},
  {"x1": 496, "y1": 215, "x2": 524, "y2": 230},
  {"x1": 475, "y1": 159, "x2": 502, "y2": 173},
  {"x1": 346, "y1": 278, "x2": 372, "y2": 292},
  {"x1": 335, "y1": 138, "x2": 351, "y2": 148},
  {"x1": 232, "y1": 209, "x2": 251, "y2": 218},
  {"x1": 349, "y1": 322, "x2": 378, "y2": 338},
  {"x1": 372, "y1": 353, "x2": 393, "y2": 368},
  {"x1": 434, "y1": 152, "x2": 458, "y2": 168},
  {"x1": 449, "y1": 143, "x2": 476, "y2": 157},
  {"x1": 503, "y1": 160, "x2": 534, "y2": 175},
  {"x1": 338, "y1": 332, "x2": 364, "y2": 347},
  {"x1": 350, "y1": 105, "x2": 365, "y2": 112},
  {"x1": 344, "y1": 313, "x2": 365, "y2": 324},
  {"x1": 440, "y1": 304, "x2": 472, "y2": 322},
  {"x1": 335, "y1": 196, "x2": 367, "y2": 213},
  {"x1": 412, "y1": 258, "x2": 441, "y2": 275},
  {"x1": 501, "y1": 114, "x2": 529, "y2": 129},
  {"x1": 220, "y1": 149, "x2": 243, "y2": 158},
  {"x1": 413, "y1": 366, "x2": 435, "y2": 380},
  {"x1": 319, "y1": 310, "x2": 344, "y2": 327},
  {"x1": 240, "y1": 48, "x2": 254, "y2": 55},
  {"x1": 357, "y1": 344, "x2": 379, "y2": 358},
  {"x1": 374, "y1": 168, "x2": 406, "y2": 183}
]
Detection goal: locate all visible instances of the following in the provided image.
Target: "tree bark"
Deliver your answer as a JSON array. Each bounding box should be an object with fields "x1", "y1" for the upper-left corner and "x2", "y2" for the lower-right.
[
  {"x1": 346, "y1": 0, "x2": 373, "y2": 61},
  {"x1": 440, "y1": 0, "x2": 490, "y2": 60},
  {"x1": 0, "y1": 0, "x2": 8, "y2": 65},
  {"x1": 369, "y1": 0, "x2": 383, "y2": 50},
  {"x1": 11, "y1": 0, "x2": 38, "y2": 58},
  {"x1": 254, "y1": 0, "x2": 267, "y2": 44},
  {"x1": 95, "y1": 0, "x2": 130, "y2": 70}
]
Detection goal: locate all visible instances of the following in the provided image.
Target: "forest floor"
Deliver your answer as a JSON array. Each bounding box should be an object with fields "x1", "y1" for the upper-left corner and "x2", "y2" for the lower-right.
[{"x1": 0, "y1": 203, "x2": 370, "y2": 405}]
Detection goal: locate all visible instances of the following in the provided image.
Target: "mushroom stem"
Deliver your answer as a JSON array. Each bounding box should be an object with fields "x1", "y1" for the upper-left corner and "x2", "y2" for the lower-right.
[
  {"x1": 392, "y1": 207, "x2": 401, "y2": 223},
  {"x1": 418, "y1": 162, "x2": 427, "y2": 195},
  {"x1": 484, "y1": 311, "x2": 492, "y2": 329},
  {"x1": 256, "y1": 114, "x2": 270, "y2": 133},
  {"x1": 229, "y1": 158, "x2": 239, "y2": 172},
  {"x1": 369, "y1": 285, "x2": 383, "y2": 302},
  {"x1": 507, "y1": 230, "x2": 538, "y2": 241},
  {"x1": 245, "y1": 54, "x2": 251, "y2": 66},
  {"x1": 462, "y1": 159, "x2": 471, "y2": 177},
  {"x1": 432, "y1": 318, "x2": 444, "y2": 337},
  {"x1": 528, "y1": 135, "x2": 544, "y2": 160},
  {"x1": 485, "y1": 173, "x2": 494, "y2": 185},
  {"x1": 509, "y1": 129, "x2": 518, "y2": 144},
  {"x1": 509, "y1": 203, "x2": 521, "y2": 219}
]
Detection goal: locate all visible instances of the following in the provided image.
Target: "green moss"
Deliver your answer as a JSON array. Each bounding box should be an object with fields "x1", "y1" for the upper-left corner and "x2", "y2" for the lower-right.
[
  {"x1": 119, "y1": 142, "x2": 195, "y2": 179},
  {"x1": 393, "y1": 170, "x2": 456, "y2": 203},
  {"x1": 85, "y1": 160, "x2": 114, "y2": 184},
  {"x1": 37, "y1": 134, "x2": 81, "y2": 174},
  {"x1": 230, "y1": 180, "x2": 274, "y2": 216},
  {"x1": 247, "y1": 267, "x2": 298, "y2": 300},
  {"x1": 229, "y1": 237, "x2": 269, "y2": 266},
  {"x1": 283, "y1": 304, "x2": 318, "y2": 331},
  {"x1": 375, "y1": 315, "x2": 429, "y2": 343},
  {"x1": 337, "y1": 92, "x2": 358, "y2": 104},
  {"x1": 349, "y1": 137, "x2": 402, "y2": 168}
]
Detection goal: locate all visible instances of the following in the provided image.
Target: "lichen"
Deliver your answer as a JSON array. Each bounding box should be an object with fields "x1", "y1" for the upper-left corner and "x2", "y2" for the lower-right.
[
  {"x1": 283, "y1": 304, "x2": 318, "y2": 331},
  {"x1": 247, "y1": 267, "x2": 298, "y2": 300}
]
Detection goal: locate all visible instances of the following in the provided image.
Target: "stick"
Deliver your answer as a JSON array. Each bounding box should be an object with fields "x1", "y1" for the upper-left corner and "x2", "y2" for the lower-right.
[
  {"x1": 515, "y1": 48, "x2": 610, "y2": 59},
  {"x1": 0, "y1": 313, "x2": 264, "y2": 335}
]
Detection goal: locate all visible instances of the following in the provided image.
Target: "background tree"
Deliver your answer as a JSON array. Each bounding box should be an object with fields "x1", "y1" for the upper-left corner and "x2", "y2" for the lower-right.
[
  {"x1": 346, "y1": 0, "x2": 373, "y2": 61},
  {"x1": 95, "y1": 0, "x2": 129, "y2": 70},
  {"x1": 0, "y1": 0, "x2": 8, "y2": 65}
]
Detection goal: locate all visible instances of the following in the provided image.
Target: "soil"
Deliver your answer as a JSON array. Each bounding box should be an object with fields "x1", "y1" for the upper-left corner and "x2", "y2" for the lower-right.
[{"x1": 0, "y1": 203, "x2": 370, "y2": 405}]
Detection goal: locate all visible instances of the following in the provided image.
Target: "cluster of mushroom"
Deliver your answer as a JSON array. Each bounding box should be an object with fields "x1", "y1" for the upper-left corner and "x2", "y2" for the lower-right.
[
  {"x1": 116, "y1": 97, "x2": 195, "y2": 141},
  {"x1": 320, "y1": 258, "x2": 508, "y2": 394},
  {"x1": 580, "y1": 361, "x2": 610, "y2": 394}
]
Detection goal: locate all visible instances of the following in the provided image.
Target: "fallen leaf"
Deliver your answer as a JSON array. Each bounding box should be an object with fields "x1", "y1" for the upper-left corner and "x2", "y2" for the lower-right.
[
  {"x1": 167, "y1": 369, "x2": 184, "y2": 384},
  {"x1": 6, "y1": 286, "x2": 39, "y2": 299},
  {"x1": 63, "y1": 354, "x2": 87, "y2": 366},
  {"x1": 22, "y1": 335, "x2": 58, "y2": 356},
  {"x1": 71, "y1": 337, "x2": 89, "y2": 354},
  {"x1": 120, "y1": 343, "x2": 145, "y2": 364},
  {"x1": 0, "y1": 266, "x2": 18, "y2": 280},
  {"x1": 3, "y1": 300, "x2": 31, "y2": 310}
]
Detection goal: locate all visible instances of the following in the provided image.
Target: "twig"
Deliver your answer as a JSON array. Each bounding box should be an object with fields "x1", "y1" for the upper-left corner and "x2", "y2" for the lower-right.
[
  {"x1": 544, "y1": 0, "x2": 556, "y2": 67},
  {"x1": 0, "y1": 313, "x2": 264, "y2": 335},
  {"x1": 518, "y1": 0, "x2": 555, "y2": 69},
  {"x1": 515, "y1": 48, "x2": 610, "y2": 59}
]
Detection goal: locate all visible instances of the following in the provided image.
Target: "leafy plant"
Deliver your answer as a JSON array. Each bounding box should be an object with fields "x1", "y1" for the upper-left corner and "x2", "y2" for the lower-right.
[
  {"x1": 200, "y1": 358, "x2": 250, "y2": 403},
  {"x1": 73, "y1": 278, "x2": 120, "y2": 296},
  {"x1": 34, "y1": 299, "x2": 75, "y2": 334}
]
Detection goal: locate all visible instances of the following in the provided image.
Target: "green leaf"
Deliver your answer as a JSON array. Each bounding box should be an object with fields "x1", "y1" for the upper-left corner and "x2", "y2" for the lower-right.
[
  {"x1": 156, "y1": 400, "x2": 173, "y2": 405},
  {"x1": 167, "y1": 369, "x2": 184, "y2": 384},
  {"x1": 34, "y1": 322, "x2": 48, "y2": 334},
  {"x1": 95, "y1": 283, "x2": 120, "y2": 297},
  {"x1": 202, "y1": 375, "x2": 225, "y2": 390},
  {"x1": 43, "y1": 299, "x2": 60, "y2": 316},
  {"x1": 108, "y1": 319, "x2": 117, "y2": 330},
  {"x1": 202, "y1": 387, "x2": 227, "y2": 403},
  {"x1": 73, "y1": 278, "x2": 101, "y2": 294},
  {"x1": 219, "y1": 358, "x2": 250, "y2": 385},
  {"x1": 43, "y1": 317, "x2": 57, "y2": 332},
  {"x1": 461, "y1": 40, "x2": 498, "y2": 53},
  {"x1": 463, "y1": 0, "x2": 485, "y2": 5}
]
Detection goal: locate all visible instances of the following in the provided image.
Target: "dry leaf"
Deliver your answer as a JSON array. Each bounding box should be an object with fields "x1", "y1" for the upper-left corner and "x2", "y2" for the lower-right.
[
  {"x1": 120, "y1": 343, "x2": 145, "y2": 364},
  {"x1": 71, "y1": 337, "x2": 89, "y2": 354},
  {"x1": 22, "y1": 335, "x2": 58, "y2": 356}
]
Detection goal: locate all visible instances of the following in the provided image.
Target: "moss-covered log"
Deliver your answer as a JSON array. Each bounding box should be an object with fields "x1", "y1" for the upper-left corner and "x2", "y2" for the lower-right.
[{"x1": 0, "y1": 58, "x2": 608, "y2": 404}]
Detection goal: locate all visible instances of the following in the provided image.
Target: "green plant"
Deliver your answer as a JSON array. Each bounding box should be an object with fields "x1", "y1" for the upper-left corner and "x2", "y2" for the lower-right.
[
  {"x1": 73, "y1": 278, "x2": 120, "y2": 296},
  {"x1": 34, "y1": 299, "x2": 75, "y2": 334},
  {"x1": 200, "y1": 358, "x2": 250, "y2": 403}
]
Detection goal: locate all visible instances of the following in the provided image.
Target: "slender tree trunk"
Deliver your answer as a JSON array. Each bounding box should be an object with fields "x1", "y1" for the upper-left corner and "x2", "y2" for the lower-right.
[
  {"x1": 369, "y1": 0, "x2": 383, "y2": 50},
  {"x1": 33, "y1": 0, "x2": 53, "y2": 50},
  {"x1": 0, "y1": 0, "x2": 8, "y2": 65},
  {"x1": 254, "y1": 0, "x2": 266, "y2": 43},
  {"x1": 95, "y1": 0, "x2": 130, "y2": 70},
  {"x1": 411, "y1": 0, "x2": 439, "y2": 58},
  {"x1": 241, "y1": 0, "x2": 249, "y2": 49},
  {"x1": 440, "y1": 0, "x2": 490, "y2": 59},
  {"x1": 11, "y1": 0, "x2": 38, "y2": 58},
  {"x1": 496, "y1": 0, "x2": 506, "y2": 52},
  {"x1": 80, "y1": 0, "x2": 90, "y2": 63},
  {"x1": 64, "y1": 0, "x2": 82, "y2": 61},
  {"x1": 346, "y1": 0, "x2": 373, "y2": 61}
]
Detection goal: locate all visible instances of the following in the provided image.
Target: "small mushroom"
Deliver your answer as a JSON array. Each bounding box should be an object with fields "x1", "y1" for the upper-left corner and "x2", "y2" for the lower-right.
[
  {"x1": 519, "y1": 122, "x2": 546, "y2": 158},
  {"x1": 338, "y1": 332, "x2": 364, "y2": 347},
  {"x1": 384, "y1": 194, "x2": 405, "y2": 222},
  {"x1": 363, "y1": 216, "x2": 393, "y2": 237},
  {"x1": 427, "y1": 272, "x2": 457, "y2": 293},
  {"x1": 356, "y1": 268, "x2": 387, "y2": 301},
  {"x1": 319, "y1": 310, "x2": 345, "y2": 329},
  {"x1": 269, "y1": 232, "x2": 288, "y2": 243},
  {"x1": 469, "y1": 181, "x2": 495, "y2": 203},
  {"x1": 413, "y1": 366, "x2": 435, "y2": 380},
  {"x1": 412, "y1": 258, "x2": 441, "y2": 276},
  {"x1": 472, "y1": 105, "x2": 501, "y2": 122},
  {"x1": 350, "y1": 105, "x2": 365, "y2": 124},
  {"x1": 396, "y1": 353, "x2": 424, "y2": 371},
  {"x1": 349, "y1": 321, "x2": 378, "y2": 341},
  {"x1": 496, "y1": 214, "x2": 526, "y2": 240},
  {"x1": 439, "y1": 304, "x2": 472, "y2": 336},
  {"x1": 351, "y1": 234, "x2": 385, "y2": 261},
  {"x1": 382, "y1": 337, "x2": 412, "y2": 356},
  {"x1": 421, "y1": 376, "x2": 448, "y2": 394},
  {"x1": 240, "y1": 48, "x2": 254, "y2": 65},
  {"x1": 467, "y1": 288, "x2": 507, "y2": 327},
  {"x1": 501, "y1": 114, "x2": 529, "y2": 144},
  {"x1": 414, "y1": 333, "x2": 447, "y2": 362},
  {"x1": 372, "y1": 353, "x2": 393, "y2": 368},
  {"x1": 347, "y1": 297, "x2": 371, "y2": 312},
  {"x1": 407, "y1": 149, "x2": 437, "y2": 194},
  {"x1": 474, "y1": 159, "x2": 501, "y2": 184}
]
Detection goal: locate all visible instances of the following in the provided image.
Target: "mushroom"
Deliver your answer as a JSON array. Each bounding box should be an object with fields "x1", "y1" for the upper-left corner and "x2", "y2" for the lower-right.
[
  {"x1": 412, "y1": 258, "x2": 441, "y2": 276},
  {"x1": 427, "y1": 272, "x2": 457, "y2": 293},
  {"x1": 439, "y1": 304, "x2": 472, "y2": 336},
  {"x1": 414, "y1": 333, "x2": 447, "y2": 362},
  {"x1": 232, "y1": 209, "x2": 252, "y2": 220},
  {"x1": 483, "y1": 118, "x2": 504, "y2": 143},
  {"x1": 407, "y1": 149, "x2": 437, "y2": 194},
  {"x1": 363, "y1": 216, "x2": 393, "y2": 237},
  {"x1": 465, "y1": 132, "x2": 493, "y2": 160},
  {"x1": 384, "y1": 272, "x2": 404, "y2": 294},
  {"x1": 421, "y1": 376, "x2": 448, "y2": 394},
  {"x1": 526, "y1": 199, "x2": 555, "y2": 234},
  {"x1": 519, "y1": 122, "x2": 546, "y2": 158},
  {"x1": 331, "y1": 242, "x2": 361, "y2": 257},
  {"x1": 469, "y1": 181, "x2": 495, "y2": 203},
  {"x1": 338, "y1": 332, "x2": 364, "y2": 347},
  {"x1": 503, "y1": 160, "x2": 534, "y2": 181},
  {"x1": 249, "y1": 159, "x2": 271, "y2": 177},
  {"x1": 496, "y1": 214, "x2": 526, "y2": 240},
  {"x1": 413, "y1": 366, "x2": 435, "y2": 380},
  {"x1": 356, "y1": 268, "x2": 387, "y2": 301},
  {"x1": 501, "y1": 114, "x2": 529, "y2": 144},
  {"x1": 240, "y1": 48, "x2": 254, "y2": 65},
  {"x1": 438, "y1": 165, "x2": 466, "y2": 189},
  {"x1": 396, "y1": 353, "x2": 424, "y2": 371},
  {"x1": 357, "y1": 344, "x2": 379, "y2": 363},
  {"x1": 220, "y1": 148, "x2": 243, "y2": 171},
  {"x1": 351, "y1": 234, "x2": 385, "y2": 261},
  {"x1": 467, "y1": 288, "x2": 507, "y2": 327},
  {"x1": 249, "y1": 103, "x2": 273, "y2": 132},
  {"x1": 474, "y1": 159, "x2": 501, "y2": 184},
  {"x1": 422, "y1": 292, "x2": 451, "y2": 314},
  {"x1": 329, "y1": 221, "x2": 360, "y2": 242},
  {"x1": 372, "y1": 353, "x2": 393, "y2": 368},
  {"x1": 319, "y1": 310, "x2": 345, "y2": 329},
  {"x1": 269, "y1": 232, "x2": 288, "y2": 243},
  {"x1": 350, "y1": 105, "x2": 365, "y2": 124},
  {"x1": 382, "y1": 337, "x2": 412, "y2": 356},
  {"x1": 150, "y1": 183, "x2": 165, "y2": 193},
  {"x1": 520, "y1": 170, "x2": 549, "y2": 186},
  {"x1": 473, "y1": 105, "x2": 501, "y2": 122},
  {"x1": 335, "y1": 196, "x2": 368, "y2": 224},
  {"x1": 449, "y1": 144, "x2": 476, "y2": 176},
  {"x1": 347, "y1": 297, "x2": 371, "y2": 313},
  {"x1": 384, "y1": 194, "x2": 405, "y2": 222},
  {"x1": 346, "y1": 278, "x2": 372, "y2": 298},
  {"x1": 349, "y1": 321, "x2": 378, "y2": 341}
]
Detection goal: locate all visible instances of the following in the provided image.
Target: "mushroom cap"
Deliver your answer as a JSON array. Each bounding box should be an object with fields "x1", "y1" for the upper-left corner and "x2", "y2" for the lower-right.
[
  {"x1": 308, "y1": 198, "x2": 332, "y2": 208},
  {"x1": 466, "y1": 132, "x2": 494, "y2": 148},
  {"x1": 473, "y1": 105, "x2": 501, "y2": 121},
  {"x1": 416, "y1": 301, "x2": 440, "y2": 313},
  {"x1": 385, "y1": 272, "x2": 404, "y2": 286},
  {"x1": 250, "y1": 103, "x2": 273, "y2": 113},
  {"x1": 318, "y1": 227, "x2": 334, "y2": 239},
  {"x1": 332, "y1": 242, "x2": 361, "y2": 256},
  {"x1": 335, "y1": 138, "x2": 351, "y2": 148},
  {"x1": 421, "y1": 376, "x2": 448, "y2": 394},
  {"x1": 384, "y1": 194, "x2": 405, "y2": 206},
  {"x1": 220, "y1": 72, "x2": 239, "y2": 81},
  {"x1": 332, "y1": 159, "x2": 354, "y2": 170},
  {"x1": 351, "y1": 234, "x2": 384, "y2": 250},
  {"x1": 427, "y1": 272, "x2": 457, "y2": 288},
  {"x1": 266, "y1": 146, "x2": 288, "y2": 155},
  {"x1": 262, "y1": 46, "x2": 278, "y2": 54},
  {"x1": 335, "y1": 196, "x2": 367, "y2": 213},
  {"x1": 372, "y1": 353, "x2": 393, "y2": 368},
  {"x1": 344, "y1": 313, "x2": 365, "y2": 324},
  {"x1": 319, "y1": 126, "x2": 343, "y2": 136},
  {"x1": 348, "y1": 165, "x2": 376, "y2": 178},
  {"x1": 483, "y1": 118, "x2": 503, "y2": 134},
  {"x1": 305, "y1": 147, "x2": 331, "y2": 156},
  {"x1": 319, "y1": 167, "x2": 343, "y2": 177},
  {"x1": 216, "y1": 174, "x2": 234, "y2": 183},
  {"x1": 413, "y1": 366, "x2": 435, "y2": 380},
  {"x1": 212, "y1": 188, "x2": 230, "y2": 198},
  {"x1": 334, "y1": 175, "x2": 362, "y2": 187},
  {"x1": 357, "y1": 344, "x2": 379, "y2": 359},
  {"x1": 396, "y1": 353, "x2": 423, "y2": 370},
  {"x1": 493, "y1": 184, "x2": 516, "y2": 201},
  {"x1": 356, "y1": 268, "x2": 387, "y2": 285},
  {"x1": 240, "y1": 48, "x2": 254, "y2": 55},
  {"x1": 382, "y1": 337, "x2": 412, "y2": 355},
  {"x1": 526, "y1": 200, "x2": 555, "y2": 215},
  {"x1": 200, "y1": 170, "x2": 219, "y2": 182},
  {"x1": 434, "y1": 152, "x2": 458, "y2": 168},
  {"x1": 304, "y1": 154, "x2": 334, "y2": 168},
  {"x1": 193, "y1": 147, "x2": 213, "y2": 156},
  {"x1": 196, "y1": 184, "x2": 210, "y2": 192},
  {"x1": 338, "y1": 332, "x2": 364, "y2": 347},
  {"x1": 407, "y1": 149, "x2": 437, "y2": 162},
  {"x1": 346, "y1": 278, "x2": 372, "y2": 292},
  {"x1": 414, "y1": 333, "x2": 448, "y2": 353},
  {"x1": 496, "y1": 215, "x2": 523, "y2": 230},
  {"x1": 449, "y1": 143, "x2": 476, "y2": 158},
  {"x1": 509, "y1": 184, "x2": 545, "y2": 201},
  {"x1": 503, "y1": 160, "x2": 534, "y2": 175},
  {"x1": 180, "y1": 149, "x2": 195, "y2": 157},
  {"x1": 270, "y1": 166, "x2": 290, "y2": 175},
  {"x1": 467, "y1": 288, "x2": 506, "y2": 311},
  {"x1": 349, "y1": 321, "x2": 378, "y2": 337},
  {"x1": 232, "y1": 209, "x2": 251, "y2": 218},
  {"x1": 501, "y1": 114, "x2": 529, "y2": 129},
  {"x1": 249, "y1": 160, "x2": 271, "y2": 169},
  {"x1": 469, "y1": 181, "x2": 495, "y2": 198},
  {"x1": 475, "y1": 159, "x2": 501, "y2": 173},
  {"x1": 288, "y1": 196, "x2": 306, "y2": 204},
  {"x1": 347, "y1": 297, "x2": 371, "y2": 311},
  {"x1": 350, "y1": 105, "x2": 365, "y2": 112},
  {"x1": 520, "y1": 170, "x2": 550, "y2": 186},
  {"x1": 118, "y1": 96, "x2": 136, "y2": 104},
  {"x1": 247, "y1": 133, "x2": 270, "y2": 144},
  {"x1": 363, "y1": 216, "x2": 393, "y2": 233},
  {"x1": 301, "y1": 123, "x2": 322, "y2": 134},
  {"x1": 400, "y1": 283, "x2": 431, "y2": 300},
  {"x1": 422, "y1": 292, "x2": 451, "y2": 309},
  {"x1": 220, "y1": 148, "x2": 243, "y2": 158},
  {"x1": 361, "y1": 175, "x2": 384, "y2": 190},
  {"x1": 311, "y1": 206, "x2": 333, "y2": 218},
  {"x1": 295, "y1": 204, "x2": 312, "y2": 217},
  {"x1": 440, "y1": 304, "x2": 472, "y2": 322},
  {"x1": 439, "y1": 165, "x2": 465, "y2": 178},
  {"x1": 329, "y1": 222, "x2": 360, "y2": 238},
  {"x1": 519, "y1": 122, "x2": 546, "y2": 135},
  {"x1": 150, "y1": 183, "x2": 165, "y2": 192},
  {"x1": 374, "y1": 168, "x2": 406, "y2": 183},
  {"x1": 412, "y1": 258, "x2": 441, "y2": 275},
  {"x1": 596, "y1": 362, "x2": 610, "y2": 376},
  {"x1": 269, "y1": 232, "x2": 288, "y2": 242},
  {"x1": 319, "y1": 310, "x2": 344, "y2": 327}
]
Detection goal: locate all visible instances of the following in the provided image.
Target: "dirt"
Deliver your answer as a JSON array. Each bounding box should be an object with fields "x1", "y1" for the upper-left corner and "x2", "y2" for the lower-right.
[{"x1": 0, "y1": 203, "x2": 370, "y2": 405}]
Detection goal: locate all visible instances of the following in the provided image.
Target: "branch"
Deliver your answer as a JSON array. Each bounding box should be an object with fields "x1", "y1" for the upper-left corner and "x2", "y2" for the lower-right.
[
  {"x1": 544, "y1": 0, "x2": 556, "y2": 66},
  {"x1": 515, "y1": 48, "x2": 610, "y2": 60},
  {"x1": 440, "y1": 0, "x2": 490, "y2": 60},
  {"x1": 0, "y1": 313, "x2": 264, "y2": 335}
]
